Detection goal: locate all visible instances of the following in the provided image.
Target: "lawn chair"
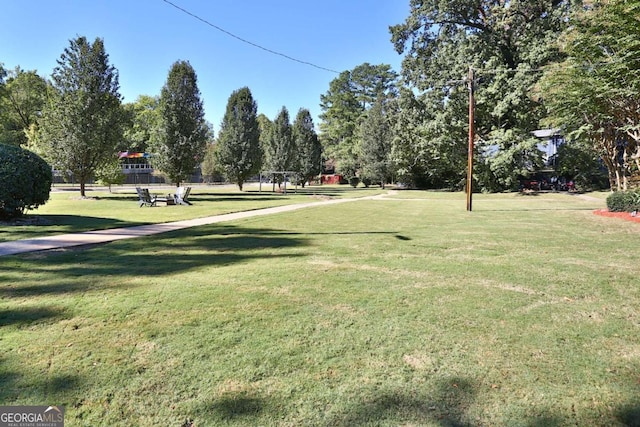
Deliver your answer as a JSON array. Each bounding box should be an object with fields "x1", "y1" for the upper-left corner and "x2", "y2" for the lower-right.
[
  {"x1": 136, "y1": 187, "x2": 157, "y2": 207},
  {"x1": 174, "y1": 186, "x2": 192, "y2": 205}
]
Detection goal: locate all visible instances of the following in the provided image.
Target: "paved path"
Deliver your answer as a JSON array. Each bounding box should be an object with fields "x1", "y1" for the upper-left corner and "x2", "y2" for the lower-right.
[{"x1": 0, "y1": 195, "x2": 386, "y2": 257}]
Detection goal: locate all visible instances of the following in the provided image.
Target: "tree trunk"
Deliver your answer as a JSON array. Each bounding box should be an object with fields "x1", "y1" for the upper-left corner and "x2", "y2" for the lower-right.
[{"x1": 80, "y1": 180, "x2": 86, "y2": 198}]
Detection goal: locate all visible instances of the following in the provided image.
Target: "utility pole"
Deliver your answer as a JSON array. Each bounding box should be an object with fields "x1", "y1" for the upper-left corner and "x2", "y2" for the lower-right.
[{"x1": 466, "y1": 66, "x2": 475, "y2": 212}]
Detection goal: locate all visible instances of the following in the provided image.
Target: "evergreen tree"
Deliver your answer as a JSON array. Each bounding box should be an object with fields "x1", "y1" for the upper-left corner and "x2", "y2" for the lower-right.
[
  {"x1": 216, "y1": 87, "x2": 262, "y2": 190},
  {"x1": 38, "y1": 36, "x2": 124, "y2": 197},
  {"x1": 292, "y1": 108, "x2": 321, "y2": 187},
  {"x1": 264, "y1": 107, "x2": 295, "y2": 186},
  {"x1": 153, "y1": 61, "x2": 207, "y2": 187},
  {"x1": 360, "y1": 97, "x2": 392, "y2": 188},
  {"x1": 319, "y1": 63, "x2": 398, "y2": 178}
]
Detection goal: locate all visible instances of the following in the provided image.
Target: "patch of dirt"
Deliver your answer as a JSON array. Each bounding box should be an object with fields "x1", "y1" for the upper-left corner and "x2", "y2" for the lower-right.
[
  {"x1": 310, "y1": 194, "x2": 333, "y2": 200},
  {"x1": 593, "y1": 209, "x2": 640, "y2": 224}
]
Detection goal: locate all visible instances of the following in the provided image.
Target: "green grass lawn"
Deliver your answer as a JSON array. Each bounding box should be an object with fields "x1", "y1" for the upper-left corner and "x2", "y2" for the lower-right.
[
  {"x1": 0, "y1": 184, "x2": 384, "y2": 242},
  {"x1": 1, "y1": 190, "x2": 639, "y2": 426}
]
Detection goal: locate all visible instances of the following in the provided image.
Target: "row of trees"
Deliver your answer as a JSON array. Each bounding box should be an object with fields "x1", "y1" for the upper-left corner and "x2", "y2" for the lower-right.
[
  {"x1": 1, "y1": 36, "x2": 322, "y2": 195},
  {"x1": 320, "y1": 0, "x2": 638, "y2": 192},
  {"x1": 202, "y1": 89, "x2": 322, "y2": 191},
  {"x1": 1, "y1": 37, "x2": 209, "y2": 197}
]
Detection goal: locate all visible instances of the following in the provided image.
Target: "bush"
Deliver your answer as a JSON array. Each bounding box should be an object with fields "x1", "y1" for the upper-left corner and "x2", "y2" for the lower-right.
[
  {"x1": 348, "y1": 176, "x2": 360, "y2": 188},
  {"x1": 0, "y1": 143, "x2": 52, "y2": 219},
  {"x1": 606, "y1": 189, "x2": 640, "y2": 212}
]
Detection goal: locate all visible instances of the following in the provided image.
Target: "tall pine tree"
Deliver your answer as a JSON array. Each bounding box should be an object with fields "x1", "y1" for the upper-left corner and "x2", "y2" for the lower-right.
[
  {"x1": 38, "y1": 36, "x2": 124, "y2": 197},
  {"x1": 216, "y1": 87, "x2": 262, "y2": 190},
  {"x1": 153, "y1": 60, "x2": 207, "y2": 187}
]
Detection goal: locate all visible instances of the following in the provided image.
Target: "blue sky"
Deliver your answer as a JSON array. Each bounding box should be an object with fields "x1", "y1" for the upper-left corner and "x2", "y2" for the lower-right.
[{"x1": 0, "y1": 0, "x2": 408, "y2": 133}]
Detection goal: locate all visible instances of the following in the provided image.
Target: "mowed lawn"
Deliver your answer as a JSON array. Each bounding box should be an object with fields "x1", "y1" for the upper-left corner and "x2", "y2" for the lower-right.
[{"x1": 1, "y1": 190, "x2": 639, "y2": 426}]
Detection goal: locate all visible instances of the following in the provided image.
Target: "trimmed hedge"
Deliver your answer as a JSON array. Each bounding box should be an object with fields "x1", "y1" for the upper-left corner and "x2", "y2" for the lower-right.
[
  {"x1": 0, "y1": 143, "x2": 52, "y2": 219},
  {"x1": 606, "y1": 189, "x2": 640, "y2": 212}
]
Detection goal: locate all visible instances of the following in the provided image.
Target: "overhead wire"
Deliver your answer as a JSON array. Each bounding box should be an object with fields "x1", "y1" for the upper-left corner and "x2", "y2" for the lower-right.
[{"x1": 160, "y1": 0, "x2": 341, "y2": 74}]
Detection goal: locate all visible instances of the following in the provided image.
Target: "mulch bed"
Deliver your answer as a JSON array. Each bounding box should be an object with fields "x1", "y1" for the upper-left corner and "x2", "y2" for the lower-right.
[{"x1": 593, "y1": 209, "x2": 640, "y2": 223}]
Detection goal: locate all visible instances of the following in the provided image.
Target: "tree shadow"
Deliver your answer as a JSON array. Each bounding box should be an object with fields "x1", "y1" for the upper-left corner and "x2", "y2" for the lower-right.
[
  {"x1": 0, "y1": 214, "x2": 144, "y2": 237},
  {"x1": 0, "y1": 224, "x2": 310, "y2": 297},
  {"x1": 194, "y1": 391, "x2": 271, "y2": 423},
  {"x1": 0, "y1": 352, "x2": 82, "y2": 404},
  {"x1": 324, "y1": 377, "x2": 566, "y2": 427},
  {"x1": 0, "y1": 305, "x2": 67, "y2": 327},
  {"x1": 326, "y1": 377, "x2": 477, "y2": 427},
  {"x1": 617, "y1": 404, "x2": 640, "y2": 427}
]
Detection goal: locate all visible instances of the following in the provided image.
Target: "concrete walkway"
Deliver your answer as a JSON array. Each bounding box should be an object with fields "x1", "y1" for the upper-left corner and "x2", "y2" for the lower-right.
[{"x1": 0, "y1": 195, "x2": 385, "y2": 257}]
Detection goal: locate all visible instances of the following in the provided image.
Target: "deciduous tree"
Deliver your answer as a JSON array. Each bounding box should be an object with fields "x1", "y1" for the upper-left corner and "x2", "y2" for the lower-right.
[
  {"x1": 264, "y1": 107, "x2": 295, "y2": 186},
  {"x1": 292, "y1": 108, "x2": 321, "y2": 187},
  {"x1": 360, "y1": 96, "x2": 392, "y2": 188},
  {"x1": 38, "y1": 36, "x2": 124, "y2": 197},
  {"x1": 216, "y1": 87, "x2": 262, "y2": 190},
  {"x1": 122, "y1": 95, "x2": 161, "y2": 153},
  {"x1": 391, "y1": 0, "x2": 577, "y2": 190},
  {"x1": 152, "y1": 61, "x2": 208, "y2": 187},
  {"x1": 541, "y1": 0, "x2": 640, "y2": 190},
  {"x1": 0, "y1": 68, "x2": 47, "y2": 147}
]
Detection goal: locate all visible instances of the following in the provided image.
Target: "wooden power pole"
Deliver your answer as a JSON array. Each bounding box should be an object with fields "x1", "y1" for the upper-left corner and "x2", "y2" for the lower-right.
[{"x1": 466, "y1": 66, "x2": 475, "y2": 212}]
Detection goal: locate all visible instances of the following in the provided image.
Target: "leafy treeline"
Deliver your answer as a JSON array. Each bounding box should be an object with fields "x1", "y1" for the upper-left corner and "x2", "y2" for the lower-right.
[
  {"x1": 2, "y1": 1, "x2": 638, "y2": 192},
  {"x1": 540, "y1": 0, "x2": 640, "y2": 191},
  {"x1": 321, "y1": 0, "x2": 638, "y2": 191}
]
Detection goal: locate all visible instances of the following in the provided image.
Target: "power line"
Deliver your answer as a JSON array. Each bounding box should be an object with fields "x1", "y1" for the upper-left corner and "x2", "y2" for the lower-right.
[{"x1": 160, "y1": 0, "x2": 341, "y2": 74}]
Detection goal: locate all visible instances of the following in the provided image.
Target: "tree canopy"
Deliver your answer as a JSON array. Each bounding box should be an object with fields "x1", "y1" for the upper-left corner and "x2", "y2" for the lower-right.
[
  {"x1": 541, "y1": 0, "x2": 640, "y2": 190},
  {"x1": 123, "y1": 95, "x2": 161, "y2": 153},
  {"x1": 390, "y1": 0, "x2": 578, "y2": 190},
  {"x1": 0, "y1": 67, "x2": 47, "y2": 147}
]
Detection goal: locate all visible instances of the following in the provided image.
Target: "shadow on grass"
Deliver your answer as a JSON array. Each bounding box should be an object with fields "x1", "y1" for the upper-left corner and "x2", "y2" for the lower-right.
[
  {"x1": 0, "y1": 224, "x2": 310, "y2": 297},
  {"x1": 0, "y1": 305, "x2": 67, "y2": 327},
  {"x1": 326, "y1": 377, "x2": 477, "y2": 427},
  {"x1": 0, "y1": 353, "x2": 82, "y2": 403},
  {"x1": 207, "y1": 393, "x2": 266, "y2": 419},
  {"x1": 189, "y1": 390, "x2": 275, "y2": 425},
  {"x1": 617, "y1": 404, "x2": 640, "y2": 427},
  {"x1": 0, "y1": 214, "x2": 144, "y2": 238},
  {"x1": 478, "y1": 207, "x2": 598, "y2": 212},
  {"x1": 325, "y1": 378, "x2": 564, "y2": 427}
]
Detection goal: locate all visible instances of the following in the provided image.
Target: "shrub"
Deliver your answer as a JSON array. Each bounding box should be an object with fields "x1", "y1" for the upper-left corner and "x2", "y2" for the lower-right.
[
  {"x1": 0, "y1": 143, "x2": 52, "y2": 219},
  {"x1": 606, "y1": 189, "x2": 640, "y2": 212},
  {"x1": 349, "y1": 176, "x2": 360, "y2": 188}
]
